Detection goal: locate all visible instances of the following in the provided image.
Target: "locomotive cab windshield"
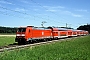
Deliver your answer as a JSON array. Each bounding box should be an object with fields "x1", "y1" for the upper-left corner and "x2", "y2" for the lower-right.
[{"x1": 17, "y1": 28, "x2": 26, "y2": 32}]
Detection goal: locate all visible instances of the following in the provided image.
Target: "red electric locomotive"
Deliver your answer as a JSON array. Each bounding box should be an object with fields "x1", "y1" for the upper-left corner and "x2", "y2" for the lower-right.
[{"x1": 15, "y1": 26, "x2": 53, "y2": 44}]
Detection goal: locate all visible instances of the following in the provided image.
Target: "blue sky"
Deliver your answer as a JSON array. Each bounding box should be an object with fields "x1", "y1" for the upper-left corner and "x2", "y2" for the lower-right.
[{"x1": 0, "y1": 0, "x2": 90, "y2": 29}]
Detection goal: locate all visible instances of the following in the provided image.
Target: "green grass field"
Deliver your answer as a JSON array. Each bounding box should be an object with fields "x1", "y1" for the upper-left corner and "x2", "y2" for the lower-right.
[
  {"x1": 0, "y1": 36, "x2": 15, "y2": 46},
  {"x1": 0, "y1": 35, "x2": 90, "y2": 60}
]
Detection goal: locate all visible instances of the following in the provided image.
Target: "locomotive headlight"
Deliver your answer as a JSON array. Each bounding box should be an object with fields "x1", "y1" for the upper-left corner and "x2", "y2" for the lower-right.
[
  {"x1": 16, "y1": 34, "x2": 25, "y2": 36},
  {"x1": 22, "y1": 34, "x2": 25, "y2": 36},
  {"x1": 16, "y1": 34, "x2": 20, "y2": 36}
]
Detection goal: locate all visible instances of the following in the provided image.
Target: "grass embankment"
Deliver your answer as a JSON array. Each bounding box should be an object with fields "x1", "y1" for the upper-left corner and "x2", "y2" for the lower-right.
[
  {"x1": 0, "y1": 36, "x2": 15, "y2": 46},
  {"x1": 0, "y1": 36, "x2": 90, "y2": 60},
  {"x1": 0, "y1": 33, "x2": 16, "y2": 35}
]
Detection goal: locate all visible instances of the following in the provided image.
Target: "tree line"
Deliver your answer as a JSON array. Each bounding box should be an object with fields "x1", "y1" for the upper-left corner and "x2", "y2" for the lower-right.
[{"x1": 0, "y1": 26, "x2": 17, "y2": 33}]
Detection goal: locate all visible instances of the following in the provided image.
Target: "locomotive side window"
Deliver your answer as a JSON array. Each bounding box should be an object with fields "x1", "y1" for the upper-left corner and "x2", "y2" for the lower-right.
[
  {"x1": 29, "y1": 30, "x2": 30, "y2": 32},
  {"x1": 17, "y1": 28, "x2": 26, "y2": 32}
]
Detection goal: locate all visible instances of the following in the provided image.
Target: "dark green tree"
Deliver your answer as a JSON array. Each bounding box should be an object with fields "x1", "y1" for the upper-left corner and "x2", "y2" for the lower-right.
[{"x1": 77, "y1": 24, "x2": 90, "y2": 34}]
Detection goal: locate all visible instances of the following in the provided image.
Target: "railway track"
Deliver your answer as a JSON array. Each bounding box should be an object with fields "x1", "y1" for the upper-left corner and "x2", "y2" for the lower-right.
[{"x1": 0, "y1": 36, "x2": 82, "y2": 52}]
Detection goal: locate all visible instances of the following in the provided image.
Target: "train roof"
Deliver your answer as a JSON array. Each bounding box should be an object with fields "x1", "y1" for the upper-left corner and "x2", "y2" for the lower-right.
[
  {"x1": 33, "y1": 27, "x2": 51, "y2": 30},
  {"x1": 52, "y1": 28, "x2": 68, "y2": 31}
]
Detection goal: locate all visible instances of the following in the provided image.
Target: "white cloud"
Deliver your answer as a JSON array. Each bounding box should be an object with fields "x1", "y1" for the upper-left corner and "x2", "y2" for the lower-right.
[
  {"x1": 43, "y1": 6, "x2": 65, "y2": 9},
  {"x1": 60, "y1": 10, "x2": 83, "y2": 17},
  {"x1": 46, "y1": 9, "x2": 57, "y2": 12},
  {"x1": 44, "y1": 6, "x2": 83, "y2": 17},
  {"x1": 63, "y1": 11, "x2": 72, "y2": 14},
  {"x1": 0, "y1": 0, "x2": 12, "y2": 5},
  {"x1": 20, "y1": 0, "x2": 29, "y2": 4},
  {"x1": 15, "y1": 8, "x2": 28, "y2": 12},
  {"x1": 43, "y1": 6, "x2": 65, "y2": 12},
  {"x1": 72, "y1": 14, "x2": 83, "y2": 17},
  {"x1": 0, "y1": 4, "x2": 1, "y2": 6},
  {"x1": 82, "y1": 18, "x2": 89, "y2": 20},
  {"x1": 75, "y1": 9, "x2": 88, "y2": 12},
  {"x1": 51, "y1": 6, "x2": 65, "y2": 9},
  {"x1": 33, "y1": 9, "x2": 39, "y2": 11}
]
